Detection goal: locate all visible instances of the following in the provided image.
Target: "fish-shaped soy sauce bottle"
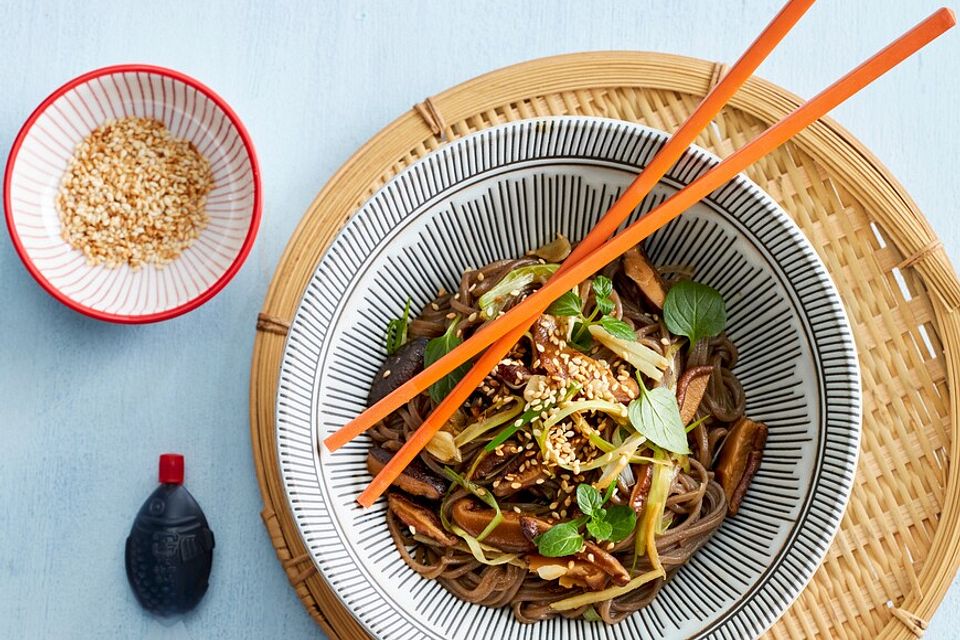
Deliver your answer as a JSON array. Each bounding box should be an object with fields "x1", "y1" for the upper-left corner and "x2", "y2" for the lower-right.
[{"x1": 125, "y1": 454, "x2": 215, "y2": 617}]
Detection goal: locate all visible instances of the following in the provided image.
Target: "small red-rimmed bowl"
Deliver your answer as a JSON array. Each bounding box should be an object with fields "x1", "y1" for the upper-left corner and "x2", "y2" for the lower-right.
[{"x1": 3, "y1": 64, "x2": 261, "y2": 323}]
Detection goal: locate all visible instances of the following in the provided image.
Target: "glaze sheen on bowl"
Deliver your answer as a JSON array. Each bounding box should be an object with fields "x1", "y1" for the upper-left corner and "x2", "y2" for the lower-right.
[
  {"x1": 4, "y1": 64, "x2": 261, "y2": 323},
  {"x1": 275, "y1": 117, "x2": 861, "y2": 640}
]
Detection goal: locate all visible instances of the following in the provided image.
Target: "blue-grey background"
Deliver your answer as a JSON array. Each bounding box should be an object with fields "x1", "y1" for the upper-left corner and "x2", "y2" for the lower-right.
[{"x1": 1, "y1": 1, "x2": 957, "y2": 638}]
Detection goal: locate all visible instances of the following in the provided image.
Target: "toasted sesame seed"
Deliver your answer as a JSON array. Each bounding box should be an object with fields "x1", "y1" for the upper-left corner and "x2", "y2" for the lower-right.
[
  {"x1": 56, "y1": 117, "x2": 213, "y2": 269},
  {"x1": 431, "y1": 302, "x2": 440, "y2": 311},
  {"x1": 510, "y1": 481, "x2": 522, "y2": 490},
  {"x1": 567, "y1": 560, "x2": 575, "y2": 570},
  {"x1": 587, "y1": 553, "x2": 595, "y2": 562},
  {"x1": 445, "y1": 312, "x2": 456, "y2": 320},
  {"x1": 382, "y1": 369, "x2": 392, "y2": 379},
  {"x1": 536, "y1": 478, "x2": 545, "y2": 485},
  {"x1": 476, "y1": 272, "x2": 485, "y2": 281}
]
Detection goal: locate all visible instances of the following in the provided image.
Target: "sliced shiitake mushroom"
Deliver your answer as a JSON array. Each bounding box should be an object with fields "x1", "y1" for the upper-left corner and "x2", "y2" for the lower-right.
[
  {"x1": 577, "y1": 541, "x2": 630, "y2": 586},
  {"x1": 367, "y1": 447, "x2": 447, "y2": 500},
  {"x1": 471, "y1": 442, "x2": 522, "y2": 482},
  {"x1": 530, "y1": 233, "x2": 572, "y2": 262},
  {"x1": 531, "y1": 315, "x2": 639, "y2": 402},
  {"x1": 519, "y1": 517, "x2": 629, "y2": 586},
  {"x1": 492, "y1": 456, "x2": 549, "y2": 497},
  {"x1": 714, "y1": 417, "x2": 768, "y2": 515},
  {"x1": 629, "y1": 464, "x2": 653, "y2": 513},
  {"x1": 518, "y1": 515, "x2": 553, "y2": 542},
  {"x1": 387, "y1": 493, "x2": 458, "y2": 545},
  {"x1": 676, "y1": 365, "x2": 714, "y2": 424},
  {"x1": 526, "y1": 554, "x2": 608, "y2": 590},
  {"x1": 623, "y1": 246, "x2": 667, "y2": 310},
  {"x1": 450, "y1": 498, "x2": 534, "y2": 553},
  {"x1": 492, "y1": 360, "x2": 531, "y2": 388},
  {"x1": 367, "y1": 337, "x2": 428, "y2": 405}
]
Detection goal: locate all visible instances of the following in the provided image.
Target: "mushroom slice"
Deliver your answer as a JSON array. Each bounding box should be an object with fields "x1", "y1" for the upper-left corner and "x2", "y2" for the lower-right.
[
  {"x1": 519, "y1": 515, "x2": 553, "y2": 543},
  {"x1": 367, "y1": 447, "x2": 447, "y2": 500},
  {"x1": 367, "y1": 338, "x2": 428, "y2": 405},
  {"x1": 531, "y1": 315, "x2": 640, "y2": 402},
  {"x1": 623, "y1": 246, "x2": 667, "y2": 310},
  {"x1": 520, "y1": 517, "x2": 629, "y2": 586},
  {"x1": 576, "y1": 542, "x2": 630, "y2": 586},
  {"x1": 471, "y1": 442, "x2": 522, "y2": 481},
  {"x1": 629, "y1": 464, "x2": 653, "y2": 513},
  {"x1": 526, "y1": 555, "x2": 608, "y2": 590},
  {"x1": 492, "y1": 456, "x2": 549, "y2": 497},
  {"x1": 675, "y1": 365, "x2": 714, "y2": 424},
  {"x1": 387, "y1": 493, "x2": 458, "y2": 545},
  {"x1": 714, "y1": 418, "x2": 768, "y2": 515},
  {"x1": 492, "y1": 359, "x2": 531, "y2": 388},
  {"x1": 530, "y1": 233, "x2": 572, "y2": 262},
  {"x1": 450, "y1": 498, "x2": 535, "y2": 553}
]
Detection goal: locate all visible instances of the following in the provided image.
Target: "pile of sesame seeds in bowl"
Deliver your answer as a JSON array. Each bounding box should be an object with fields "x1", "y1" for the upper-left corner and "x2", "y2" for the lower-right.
[{"x1": 56, "y1": 116, "x2": 214, "y2": 269}]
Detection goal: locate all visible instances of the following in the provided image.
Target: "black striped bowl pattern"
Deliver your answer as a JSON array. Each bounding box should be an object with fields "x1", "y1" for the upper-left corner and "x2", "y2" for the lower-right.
[{"x1": 275, "y1": 117, "x2": 862, "y2": 640}]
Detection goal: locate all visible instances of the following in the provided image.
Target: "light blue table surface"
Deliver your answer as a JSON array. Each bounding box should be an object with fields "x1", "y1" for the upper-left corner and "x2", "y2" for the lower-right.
[{"x1": 2, "y1": 1, "x2": 959, "y2": 638}]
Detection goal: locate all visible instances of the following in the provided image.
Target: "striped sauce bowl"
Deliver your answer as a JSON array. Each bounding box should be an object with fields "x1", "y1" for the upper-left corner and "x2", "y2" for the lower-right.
[{"x1": 3, "y1": 64, "x2": 261, "y2": 323}]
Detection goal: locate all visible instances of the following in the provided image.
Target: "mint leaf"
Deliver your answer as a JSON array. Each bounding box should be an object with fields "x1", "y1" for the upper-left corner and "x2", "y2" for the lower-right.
[
  {"x1": 595, "y1": 296, "x2": 614, "y2": 316},
  {"x1": 628, "y1": 382, "x2": 690, "y2": 454},
  {"x1": 546, "y1": 291, "x2": 583, "y2": 317},
  {"x1": 535, "y1": 522, "x2": 584, "y2": 557},
  {"x1": 576, "y1": 484, "x2": 603, "y2": 517},
  {"x1": 599, "y1": 315, "x2": 636, "y2": 341},
  {"x1": 592, "y1": 275, "x2": 613, "y2": 300},
  {"x1": 663, "y1": 280, "x2": 726, "y2": 346},
  {"x1": 424, "y1": 319, "x2": 471, "y2": 403},
  {"x1": 592, "y1": 275, "x2": 614, "y2": 316},
  {"x1": 586, "y1": 518, "x2": 613, "y2": 541},
  {"x1": 604, "y1": 505, "x2": 637, "y2": 542}
]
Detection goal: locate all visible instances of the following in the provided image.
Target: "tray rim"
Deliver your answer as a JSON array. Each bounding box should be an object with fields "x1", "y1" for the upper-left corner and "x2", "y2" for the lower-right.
[{"x1": 250, "y1": 50, "x2": 960, "y2": 640}]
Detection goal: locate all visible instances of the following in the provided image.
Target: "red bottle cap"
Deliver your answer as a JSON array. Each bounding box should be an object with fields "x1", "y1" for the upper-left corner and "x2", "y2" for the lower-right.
[{"x1": 159, "y1": 453, "x2": 184, "y2": 485}]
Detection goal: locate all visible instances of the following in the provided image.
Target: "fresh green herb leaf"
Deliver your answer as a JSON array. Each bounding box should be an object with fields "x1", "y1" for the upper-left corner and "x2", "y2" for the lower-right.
[
  {"x1": 592, "y1": 275, "x2": 614, "y2": 316},
  {"x1": 586, "y1": 518, "x2": 613, "y2": 541},
  {"x1": 384, "y1": 298, "x2": 412, "y2": 355},
  {"x1": 535, "y1": 521, "x2": 584, "y2": 557},
  {"x1": 547, "y1": 290, "x2": 583, "y2": 317},
  {"x1": 628, "y1": 380, "x2": 690, "y2": 455},
  {"x1": 663, "y1": 280, "x2": 726, "y2": 346},
  {"x1": 577, "y1": 484, "x2": 604, "y2": 518},
  {"x1": 604, "y1": 505, "x2": 637, "y2": 542},
  {"x1": 599, "y1": 315, "x2": 636, "y2": 341},
  {"x1": 594, "y1": 296, "x2": 614, "y2": 316},
  {"x1": 478, "y1": 264, "x2": 559, "y2": 319},
  {"x1": 424, "y1": 318, "x2": 472, "y2": 403},
  {"x1": 592, "y1": 275, "x2": 613, "y2": 300}
]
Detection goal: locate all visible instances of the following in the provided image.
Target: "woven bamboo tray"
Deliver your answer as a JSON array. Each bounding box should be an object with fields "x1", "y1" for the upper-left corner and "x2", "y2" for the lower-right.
[{"x1": 249, "y1": 51, "x2": 960, "y2": 639}]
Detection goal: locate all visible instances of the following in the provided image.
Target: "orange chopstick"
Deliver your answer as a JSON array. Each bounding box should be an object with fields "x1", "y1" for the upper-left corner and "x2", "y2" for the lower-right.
[
  {"x1": 350, "y1": 7, "x2": 956, "y2": 508},
  {"x1": 325, "y1": 0, "x2": 815, "y2": 454}
]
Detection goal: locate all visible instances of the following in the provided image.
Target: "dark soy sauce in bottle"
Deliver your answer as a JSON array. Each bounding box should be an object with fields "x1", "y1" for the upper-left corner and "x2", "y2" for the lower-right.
[{"x1": 125, "y1": 454, "x2": 215, "y2": 617}]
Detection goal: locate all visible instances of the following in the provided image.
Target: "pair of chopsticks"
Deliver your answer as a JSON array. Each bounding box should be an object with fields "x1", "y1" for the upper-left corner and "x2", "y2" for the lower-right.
[{"x1": 327, "y1": 2, "x2": 956, "y2": 508}]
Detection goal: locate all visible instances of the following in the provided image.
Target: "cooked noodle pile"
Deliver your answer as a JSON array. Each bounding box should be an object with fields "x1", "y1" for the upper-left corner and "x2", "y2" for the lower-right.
[{"x1": 366, "y1": 236, "x2": 766, "y2": 624}]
